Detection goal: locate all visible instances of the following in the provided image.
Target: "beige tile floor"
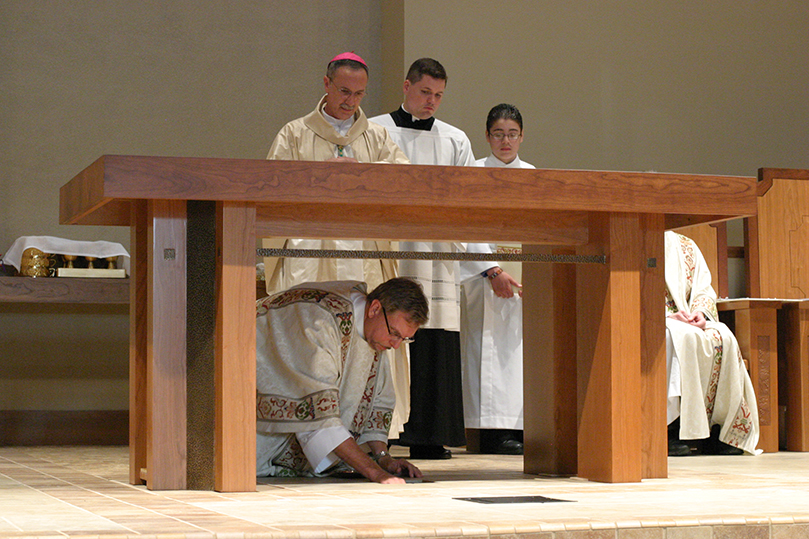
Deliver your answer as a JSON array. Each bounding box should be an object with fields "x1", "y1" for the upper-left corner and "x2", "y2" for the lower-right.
[{"x1": 1, "y1": 445, "x2": 808, "y2": 539}]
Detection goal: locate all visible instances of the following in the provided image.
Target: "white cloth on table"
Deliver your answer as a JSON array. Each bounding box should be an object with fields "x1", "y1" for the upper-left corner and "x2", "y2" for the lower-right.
[{"x1": 2, "y1": 235, "x2": 129, "y2": 274}]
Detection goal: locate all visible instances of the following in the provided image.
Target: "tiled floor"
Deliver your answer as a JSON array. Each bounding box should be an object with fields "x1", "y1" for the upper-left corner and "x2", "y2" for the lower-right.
[{"x1": 1, "y1": 446, "x2": 808, "y2": 538}]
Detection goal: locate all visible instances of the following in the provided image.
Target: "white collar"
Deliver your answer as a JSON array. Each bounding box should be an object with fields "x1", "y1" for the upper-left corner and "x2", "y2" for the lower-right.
[
  {"x1": 401, "y1": 103, "x2": 431, "y2": 123},
  {"x1": 351, "y1": 290, "x2": 367, "y2": 342},
  {"x1": 321, "y1": 104, "x2": 355, "y2": 136},
  {"x1": 486, "y1": 154, "x2": 523, "y2": 168}
]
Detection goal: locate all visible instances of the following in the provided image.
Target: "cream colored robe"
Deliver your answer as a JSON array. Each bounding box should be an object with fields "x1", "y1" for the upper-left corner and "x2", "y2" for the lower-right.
[
  {"x1": 256, "y1": 281, "x2": 394, "y2": 476},
  {"x1": 267, "y1": 96, "x2": 410, "y2": 163},
  {"x1": 264, "y1": 96, "x2": 411, "y2": 436},
  {"x1": 665, "y1": 231, "x2": 759, "y2": 453}
]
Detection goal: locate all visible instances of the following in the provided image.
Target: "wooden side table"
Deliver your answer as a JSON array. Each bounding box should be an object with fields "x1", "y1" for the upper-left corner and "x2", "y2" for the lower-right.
[
  {"x1": 0, "y1": 275, "x2": 129, "y2": 304},
  {"x1": 0, "y1": 275, "x2": 130, "y2": 445}
]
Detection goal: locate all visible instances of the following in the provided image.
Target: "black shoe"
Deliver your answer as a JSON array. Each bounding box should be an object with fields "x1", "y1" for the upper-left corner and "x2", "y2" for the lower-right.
[
  {"x1": 409, "y1": 445, "x2": 452, "y2": 459},
  {"x1": 713, "y1": 442, "x2": 744, "y2": 455},
  {"x1": 480, "y1": 429, "x2": 524, "y2": 455},
  {"x1": 704, "y1": 425, "x2": 744, "y2": 455},
  {"x1": 668, "y1": 439, "x2": 692, "y2": 456},
  {"x1": 706, "y1": 439, "x2": 744, "y2": 455},
  {"x1": 668, "y1": 419, "x2": 693, "y2": 456},
  {"x1": 490, "y1": 439, "x2": 524, "y2": 455}
]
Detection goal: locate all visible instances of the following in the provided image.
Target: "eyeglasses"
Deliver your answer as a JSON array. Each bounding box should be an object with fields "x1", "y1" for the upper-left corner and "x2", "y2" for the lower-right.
[
  {"x1": 489, "y1": 131, "x2": 521, "y2": 141},
  {"x1": 381, "y1": 305, "x2": 415, "y2": 344},
  {"x1": 328, "y1": 78, "x2": 366, "y2": 100}
]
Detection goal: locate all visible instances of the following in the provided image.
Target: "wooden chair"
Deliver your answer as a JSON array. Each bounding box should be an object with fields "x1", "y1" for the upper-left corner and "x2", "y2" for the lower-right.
[{"x1": 680, "y1": 168, "x2": 809, "y2": 452}]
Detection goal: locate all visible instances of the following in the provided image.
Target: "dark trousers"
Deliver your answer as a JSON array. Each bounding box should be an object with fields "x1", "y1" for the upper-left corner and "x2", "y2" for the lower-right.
[{"x1": 396, "y1": 328, "x2": 466, "y2": 447}]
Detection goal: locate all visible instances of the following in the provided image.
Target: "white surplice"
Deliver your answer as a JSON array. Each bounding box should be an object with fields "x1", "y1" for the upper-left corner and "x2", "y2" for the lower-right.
[
  {"x1": 369, "y1": 112, "x2": 480, "y2": 329},
  {"x1": 369, "y1": 110, "x2": 486, "y2": 447},
  {"x1": 665, "y1": 231, "x2": 759, "y2": 453},
  {"x1": 458, "y1": 154, "x2": 533, "y2": 429}
]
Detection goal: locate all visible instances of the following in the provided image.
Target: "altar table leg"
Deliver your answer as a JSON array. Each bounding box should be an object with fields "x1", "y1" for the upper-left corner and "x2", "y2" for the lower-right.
[
  {"x1": 214, "y1": 202, "x2": 257, "y2": 492},
  {"x1": 734, "y1": 305, "x2": 779, "y2": 453},
  {"x1": 523, "y1": 246, "x2": 577, "y2": 476},
  {"x1": 640, "y1": 214, "x2": 667, "y2": 479},
  {"x1": 137, "y1": 199, "x2": 188, "y2": 490},
  {"x1": 576, "y1": 213, "x2": 644, "y2": 483},
  {"x1": 523, "y1": 215, "x2": 665, "y2": 482},
  {"x1": 129, "y1": 201, "x2": 148, "y2": 485},
  {"x1": 187, "y1": 201, "x2": 216, "y2": 490}
]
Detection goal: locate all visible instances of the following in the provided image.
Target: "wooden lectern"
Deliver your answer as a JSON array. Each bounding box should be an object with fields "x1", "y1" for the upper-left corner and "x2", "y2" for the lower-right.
[{"x1": 60, "y1": 156, "x2": 757, "y2": 491}]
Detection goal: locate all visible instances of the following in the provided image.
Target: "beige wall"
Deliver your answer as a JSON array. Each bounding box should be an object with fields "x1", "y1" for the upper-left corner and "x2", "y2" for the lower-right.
[
  {"x1": 0, "y1": 0, "x2": 382, "y2": 410},
  {"x1": 396, "y1": 1, "x2": 809, "y2": 175},
  {"x1": 2, "y1": 1, "x2": 808, "y2": 413}
]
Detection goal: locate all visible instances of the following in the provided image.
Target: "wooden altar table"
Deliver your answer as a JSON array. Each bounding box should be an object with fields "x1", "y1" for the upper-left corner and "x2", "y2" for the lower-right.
[{"x1": 60, "y1": 155, "x2": 758, "y2": 491}]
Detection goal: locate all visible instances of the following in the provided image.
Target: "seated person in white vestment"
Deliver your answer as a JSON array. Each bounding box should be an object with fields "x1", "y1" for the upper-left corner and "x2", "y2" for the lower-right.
[
  {"x1": 256, "y1": 277, "x2": 428, "y2": 484},
  {"x1": 665, "y1": 231, "x2": 759, "y2": 456},
  {"x1": 460, "y1": 104, "x2": 529, "y2": 455},
  {"x1": 264, "y1": 51, "x2": 412, "y2": 436}
]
